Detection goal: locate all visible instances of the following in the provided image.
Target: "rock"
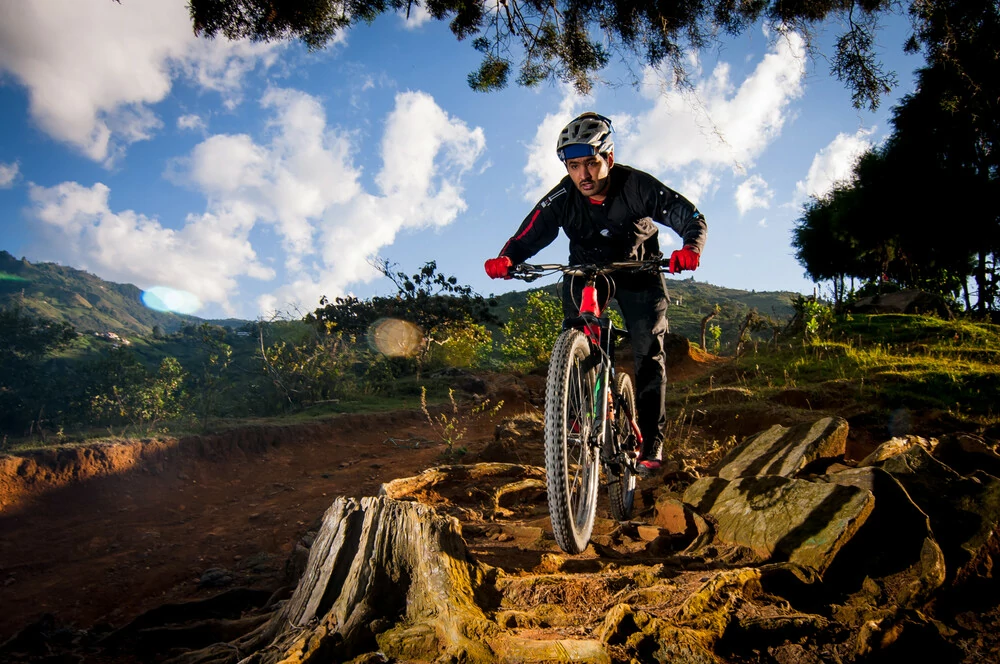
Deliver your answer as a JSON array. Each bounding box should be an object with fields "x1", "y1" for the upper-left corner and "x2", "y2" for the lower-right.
[
  {"x1": 198, "y1": 568, "x2": 235, "y2": 589},
  {"x1": 651, "y1": 495, "x2": 712, "y2": 550},
  {"x1": 848, "y1": 289, "x2": 953, "y2": 318},
  {"x1": 683, "y1": 475, "x2": 874, "y2": 574},
  {"x1": 932, "y1": 433, "x2": 1000, "y2": 478},
  {"x1": 713, "y1": 417, "x2": 849, "y2": 480},
  {"x1": 858, "y1": 435, "x2": 937, "y2": 466},
  {"x1": 820, "y1": 467, "x2": 945, "y2": 607},
  {"x1": 477, "y1": 414, "x2": 544, "y2": 465},
  {"x1": 871, "y1": 444, "x2": 1000, "y2": 588}
]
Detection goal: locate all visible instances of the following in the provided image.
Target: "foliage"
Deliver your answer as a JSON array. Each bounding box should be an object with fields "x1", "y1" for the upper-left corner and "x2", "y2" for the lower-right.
[
  {"x1": 308, "y1": 260, "x2": 499, "y2": 372},
  {"x1": 191, "y1": 324, "x2": 233, "y2": 424},
  {"x1": 430, "y1": 321, "x2": 493, "y2": 369},
  {"x1": 793, "y1": 0, "x2": 1000, "y2": 311},
  {"x1": 188, "y1": 0, "x2": 927, "y2": 111},
  {"x1": 720, "y1": 313, "x2": 1000, "y2": 425},
  {"x1": 420, "y1": 386, "x2": 503, "y2": 456},
  {"x1": 789, "y1": 295, "x2": 835, "y2": 339},
  {"x1": 0, "y1": 304, "x2": 79, "y2": 435},
  {"x1": 500, "y1": 290, "x2": 563, "y2": 371},
  {"x1": 88, "y1": 349, "x2": 187, "y2": 433},
  {"x1": 707, "y1": 322, "x2": 722, "y2": 353}
]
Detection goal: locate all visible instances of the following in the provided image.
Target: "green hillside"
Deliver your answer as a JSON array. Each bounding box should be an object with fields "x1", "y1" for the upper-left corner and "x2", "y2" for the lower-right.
[
  {"x1": 489, "y1": 275, "x2": 800, "y2": 349},
  {"x1": 1, "y1": 250, "x2": 798, "y2": 348},
  {"x1": 0, "y1": 250, "x2": 247, "y2": 336}
]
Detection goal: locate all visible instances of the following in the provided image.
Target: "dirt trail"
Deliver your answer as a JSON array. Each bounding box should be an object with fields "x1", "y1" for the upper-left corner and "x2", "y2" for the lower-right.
[{"x1": 0, "y1": 405, "x2": 519, "y2": 643}]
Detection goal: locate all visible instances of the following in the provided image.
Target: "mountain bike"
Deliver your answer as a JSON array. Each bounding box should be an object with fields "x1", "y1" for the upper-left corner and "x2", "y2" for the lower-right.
[{"x1": 510, "y1": 260, "x2": 668, "y2": 554}]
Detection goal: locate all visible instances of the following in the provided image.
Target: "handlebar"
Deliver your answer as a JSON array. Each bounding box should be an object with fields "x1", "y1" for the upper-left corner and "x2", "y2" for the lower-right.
[{"x1": 509, "y1": 260, "x2": 671, "y2": 283}]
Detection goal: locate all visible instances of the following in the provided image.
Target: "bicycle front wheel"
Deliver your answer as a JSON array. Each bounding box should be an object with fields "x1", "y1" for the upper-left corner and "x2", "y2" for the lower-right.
[
  {"x1": 607, "y1": 372, "x2": 638, "y2": 522},
  {"x1": 544, "y1": 329, "x2": 601, "y2": 554}
]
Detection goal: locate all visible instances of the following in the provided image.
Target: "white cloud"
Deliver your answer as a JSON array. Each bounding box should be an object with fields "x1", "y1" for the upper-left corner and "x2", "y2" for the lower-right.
[
  {"x1": 400, "y1": 1, "x2": 433, "y2": 28},
  {"x1": 0, "y1": 1, "x2": 278, "y2": 164},
  {"x1": 27, "y1": 181, "x2": 274, "y2": 313},
  {"x1": 758, "y1": 218, "x2": 768, "y2": 227},
  {"x1": 522, "y1": 88, "x2": 589, "y2": 201},
  {"x1": 0, "y1": 161, "x2": 20, "y2": 188},
  {"x1": 735, "y1": 174, "x2": 774, "y2": 215},
  {"x1": 522, "y1": 29, "x2": 806, "y2": 210},
  {"x1": 678, "y1": 169, "x2": 717, "y2": 208},
  {"x1": 178, "y1": 114, "x2": 207, "y2": 132},
  {"x1": 176, "y1": 88, "x2": 363, "y2": 271},
  {"x1": 620, "y1": 30, "x2": 806, "y2": 175},
  {"x1": 794, "y1": 129, "x2": 873, "y2": 201},
  {"x1": 263, "y1": 90, "x2": 487, "y2": 311}
]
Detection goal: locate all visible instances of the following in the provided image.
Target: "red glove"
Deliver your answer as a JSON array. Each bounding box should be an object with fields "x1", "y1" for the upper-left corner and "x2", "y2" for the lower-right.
[
  {"x1": 484, "y1": 256, "x2": 513, "y2": 279},
  {"x1": 669, "y1": 247, "x2": 700, "y2": 273}
]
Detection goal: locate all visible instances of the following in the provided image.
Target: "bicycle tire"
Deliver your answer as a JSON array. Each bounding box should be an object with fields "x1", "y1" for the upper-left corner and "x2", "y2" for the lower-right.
[
  {"x1": 544, "y1": 329, "x2": 600, "y2": 554},
  {"x1": 607, "y1": 372, "x2": 638, "y2": 522}
]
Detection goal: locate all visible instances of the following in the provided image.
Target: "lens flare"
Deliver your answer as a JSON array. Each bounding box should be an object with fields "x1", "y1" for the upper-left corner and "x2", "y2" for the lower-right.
[
  {"x1": 368, "y1": 318, "x2": 423, "y2": 357},
  {"x1": 141, "y1": 286, "x2": 201, "y2": 315}
]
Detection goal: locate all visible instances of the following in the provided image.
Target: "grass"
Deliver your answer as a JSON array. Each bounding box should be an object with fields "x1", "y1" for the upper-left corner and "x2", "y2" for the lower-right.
[
  {"x1": 666, "y1": 313, "x2": 1000, "y2": 439},
  {"x1": 8, "y1": 312, "x2": 1000, "y2": 455}
]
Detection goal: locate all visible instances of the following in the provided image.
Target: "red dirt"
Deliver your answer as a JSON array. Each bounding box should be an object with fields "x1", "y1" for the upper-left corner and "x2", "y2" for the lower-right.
[
  {"x1": 0, "y1": 406, "x2": 516, "y2": 642},
  {"x1": 0, "y1": 348, "x2": 722, "y2": 645}
]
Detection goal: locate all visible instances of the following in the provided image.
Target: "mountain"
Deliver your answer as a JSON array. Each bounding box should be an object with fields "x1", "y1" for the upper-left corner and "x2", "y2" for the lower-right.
[
  {"x1": 488, "y1": 275, "x2": 801, "y2": 347},
  {"x1": 0, "y1": 250, "x2": 248, "y2": 336},
  {"x1": 0, "y1": 250, "x2": 802, "y2": 345}
]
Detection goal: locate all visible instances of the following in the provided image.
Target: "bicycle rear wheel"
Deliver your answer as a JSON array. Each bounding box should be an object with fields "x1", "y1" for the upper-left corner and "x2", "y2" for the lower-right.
[
  {"x1": 544, "y1": 329, "x2": 600, "y2": 554},
  {"x1": 606, "y1": 372, "x2": 638, "y2": 522}
]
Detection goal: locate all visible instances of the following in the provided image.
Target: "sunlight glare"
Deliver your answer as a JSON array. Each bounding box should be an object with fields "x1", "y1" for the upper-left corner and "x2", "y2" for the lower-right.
[
  {"x1": 368, "y1": 318, "x2": 423, "y2": 357},
  {"x1": 142, "y1": 286, "x2": 201, "y2": 315}
]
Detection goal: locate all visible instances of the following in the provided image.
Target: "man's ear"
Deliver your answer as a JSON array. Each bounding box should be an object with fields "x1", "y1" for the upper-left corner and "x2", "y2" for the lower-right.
[{"x1": 606, "y1": 151, "x2": 614, "y2": 169}]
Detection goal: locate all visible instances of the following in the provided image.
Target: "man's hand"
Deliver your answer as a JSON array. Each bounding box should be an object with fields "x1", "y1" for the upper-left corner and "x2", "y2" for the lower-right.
[
  {"x1": 669, "y1": 247, "x2": 700, "y2": 273},
  {"x1": 484, "y1": 256, "x2": 513, "y2": 279}
]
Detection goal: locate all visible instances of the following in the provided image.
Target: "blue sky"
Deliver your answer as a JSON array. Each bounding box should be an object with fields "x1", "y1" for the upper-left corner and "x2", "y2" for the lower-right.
[{"x1": 0, "y1": 1, "x2": 925, "y2": 320}]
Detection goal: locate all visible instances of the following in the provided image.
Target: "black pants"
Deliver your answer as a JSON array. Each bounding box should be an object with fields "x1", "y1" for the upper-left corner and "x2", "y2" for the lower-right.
[{"x1": 561, "y1": 272, "x2": 668, "y2": 460}]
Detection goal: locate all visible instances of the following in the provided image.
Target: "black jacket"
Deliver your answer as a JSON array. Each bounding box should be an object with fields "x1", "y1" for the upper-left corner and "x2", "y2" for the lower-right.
[{"x1": 499, "y1": 164, "x2": 707, "y2": 265}]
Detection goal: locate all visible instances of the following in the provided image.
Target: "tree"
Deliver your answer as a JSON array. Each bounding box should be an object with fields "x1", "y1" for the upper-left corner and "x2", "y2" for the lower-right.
[
  {"x1": 308, "y1": 260, "x2": 499, "y2": 374},
  {"x1": 793, "y1": 54, "x2": 997, "y2": 310},
  {"x1": 0, "y1": 305, "x2": 78, "y2": 436},
  {"x1": 88, "y1": 349, "x2": 187, "y2": 432},
  {"x1": 500, "y1": 290, "x2": 563, "y2": 370},
  {"x1": 190, "y1": 0, "x2": 915, "y2": 110}
]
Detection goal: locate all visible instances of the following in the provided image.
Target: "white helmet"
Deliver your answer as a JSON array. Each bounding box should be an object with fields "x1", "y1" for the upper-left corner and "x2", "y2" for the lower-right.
[{"x1": 556, "y1": 112, "x2": 614, "y2": 161}]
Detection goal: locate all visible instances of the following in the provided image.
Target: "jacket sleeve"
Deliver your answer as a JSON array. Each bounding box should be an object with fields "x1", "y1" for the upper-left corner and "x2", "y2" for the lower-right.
[
  {"x1": 496, "y1": 183, "x2": 568, "y2": 264},
  {"x1": 641, "y1": 174, "x2": 707, "y2": 253}
]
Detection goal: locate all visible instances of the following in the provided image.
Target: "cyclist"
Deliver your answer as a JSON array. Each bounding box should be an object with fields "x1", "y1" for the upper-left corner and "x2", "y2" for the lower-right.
[{"x1": 484, "y1": 111, "x2": 707, "y2": 474}]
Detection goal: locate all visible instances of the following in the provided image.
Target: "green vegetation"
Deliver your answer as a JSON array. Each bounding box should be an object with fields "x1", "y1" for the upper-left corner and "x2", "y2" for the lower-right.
[
  {"x1": 189, "y1": 0, "x2": 950, "y2": 112},
  {"x1": 0, "y1": 250, "x2": 240, "y2": 336},
  {"x1": 6, "y1": 250, "x2": 997, "y2": 461},
  {"x1": 664, "y1": 312, "x2": 1000, "y2": 451},
  {"x1": 0, "y1": 256, "x2": 801, "y2": 449},
  {"x1": 792, "y1": 2, "x2": 999, "y2": 314}
]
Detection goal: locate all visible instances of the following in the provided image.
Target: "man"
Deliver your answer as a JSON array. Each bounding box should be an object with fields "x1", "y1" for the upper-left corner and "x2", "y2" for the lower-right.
[{"x1": 484, "y1": 112, "x2": 707, "y2": 473}]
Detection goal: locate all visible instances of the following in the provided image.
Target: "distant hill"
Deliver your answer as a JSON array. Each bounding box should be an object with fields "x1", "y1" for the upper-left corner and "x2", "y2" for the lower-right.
[
  {"x1": 489, "y1": 275, "x2": 801, "y2": 347},
  {"x1": 0, "y1": 250, "x2": 802, "y2": 346},
  {"x1": 0, "y1": 250, "x2": 248, "y2": 336}
]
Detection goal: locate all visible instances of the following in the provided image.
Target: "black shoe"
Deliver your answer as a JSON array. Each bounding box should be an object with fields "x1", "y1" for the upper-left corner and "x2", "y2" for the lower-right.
[{"x1": 636, "y1": 459, "x2": 661, "y2": 477}]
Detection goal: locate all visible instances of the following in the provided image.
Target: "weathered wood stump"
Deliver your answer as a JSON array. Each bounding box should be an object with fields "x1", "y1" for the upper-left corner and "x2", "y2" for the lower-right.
[{"x1": 245, "y1": 495, "x2": 497, "y2": 663}]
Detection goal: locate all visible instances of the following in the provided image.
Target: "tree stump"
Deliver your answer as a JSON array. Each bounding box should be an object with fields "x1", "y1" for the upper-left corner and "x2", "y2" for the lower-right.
[{"x1": 186, "y1": 495, "x2": 499, "y2": 664}]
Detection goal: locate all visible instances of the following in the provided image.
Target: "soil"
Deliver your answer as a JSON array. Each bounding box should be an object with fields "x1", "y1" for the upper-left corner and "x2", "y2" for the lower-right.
[
  {"x1": 1, "y1": 346, "x2": 963, "y2": 660},
  {"x1": 0, "y1": 395, "x2": 538, "y2": 645}
]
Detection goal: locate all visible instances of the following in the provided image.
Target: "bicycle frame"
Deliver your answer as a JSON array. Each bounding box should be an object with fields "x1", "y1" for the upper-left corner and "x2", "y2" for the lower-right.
[{"x1": 561, "y1": 272, "x2": 644, "y2": 460}]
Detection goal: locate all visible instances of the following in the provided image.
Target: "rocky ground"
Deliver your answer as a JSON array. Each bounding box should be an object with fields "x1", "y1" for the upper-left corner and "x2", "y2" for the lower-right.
[{"x1": 1, "y1": 349, "x2": 999, "y2": 663}]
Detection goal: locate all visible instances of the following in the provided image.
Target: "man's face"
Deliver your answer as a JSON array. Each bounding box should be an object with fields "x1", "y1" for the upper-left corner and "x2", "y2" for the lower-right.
[{"x1": 565, "y1": 152, "x2": 614, "y2": 199}]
